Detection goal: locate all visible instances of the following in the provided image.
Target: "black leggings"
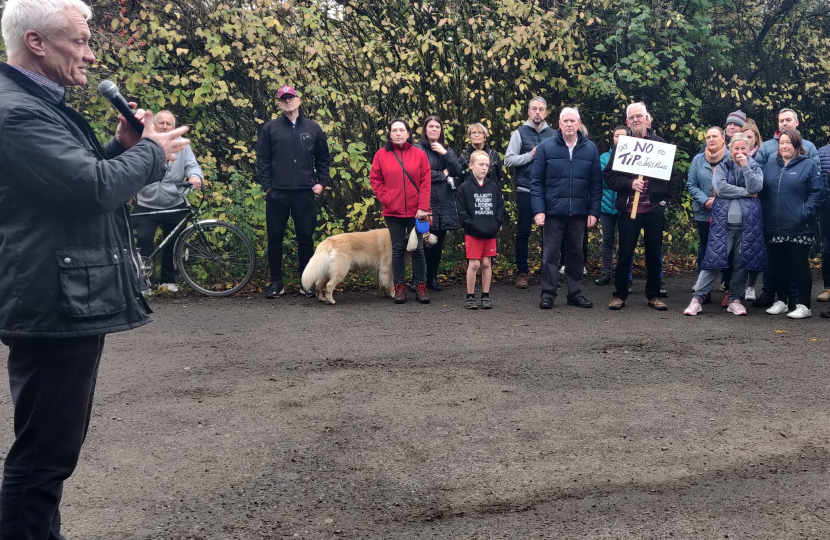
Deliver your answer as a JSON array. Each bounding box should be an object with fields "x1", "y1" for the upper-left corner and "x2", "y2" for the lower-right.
[
  {"x1": 767, "y1": 242, "x2": 812, "y2": 308},
  {"x1": 425, "y1": 229, "x2": 448, "y2": 281},
  {"x1": 385, "y1": 216, "x2": 425, "y2": 285}
]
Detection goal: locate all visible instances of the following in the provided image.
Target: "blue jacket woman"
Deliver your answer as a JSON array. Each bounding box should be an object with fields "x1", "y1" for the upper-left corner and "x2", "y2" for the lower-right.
[
  {"x1": 758, "y1": 129, "x2": 824, "y2": 319},
  {"x1": 685, "y1": 133, "x2": 762, "y2": 316}
]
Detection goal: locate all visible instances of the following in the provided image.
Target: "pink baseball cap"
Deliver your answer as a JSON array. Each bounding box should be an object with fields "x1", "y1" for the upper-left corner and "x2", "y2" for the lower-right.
[{"x1": 277, "y1": 85, "x2": 298, "y2": 99}]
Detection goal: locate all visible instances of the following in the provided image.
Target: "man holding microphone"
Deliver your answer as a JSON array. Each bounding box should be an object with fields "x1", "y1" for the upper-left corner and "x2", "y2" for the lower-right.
[{"x1": 0, "y1": 0, "x2": 189, "y2": 536}]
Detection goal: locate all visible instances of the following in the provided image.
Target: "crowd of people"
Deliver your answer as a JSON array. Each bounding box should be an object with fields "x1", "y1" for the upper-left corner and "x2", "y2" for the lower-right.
[
  {"x1": 3, "y1": 0, "x2": 830, "y2": 535},
  {"x1": 254, "y1": 88, "x2": 829, "y2": 319}
]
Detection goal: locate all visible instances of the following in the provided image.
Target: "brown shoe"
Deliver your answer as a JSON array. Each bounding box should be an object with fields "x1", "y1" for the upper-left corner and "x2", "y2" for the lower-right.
[
  {"x1": 720, "y1": 290, "x2": 730, "y2": 308},
  {"x1": 416, "y1": 283, "x2": 430, "y2": 304},
  {"x1": 608, "y1": 297, "x2": 625, "y2": 310},
  {"x1": 648, "y1": 297, "x2": 668, "y2": 311},
  {"x1": 515, "y1": 272, "x2": 528, "y2": 289},
  {"x1": 393, "y1": 283, "x2": 406, "y2": 304},
  {"x1": 817, "y1": 288, "x2": 830, "y2": 302}
]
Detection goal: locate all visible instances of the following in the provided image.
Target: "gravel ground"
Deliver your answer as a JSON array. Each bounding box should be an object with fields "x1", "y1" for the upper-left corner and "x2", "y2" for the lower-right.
[{"x1": 2, "y1": 275, "x2": 830, "y2": 539}]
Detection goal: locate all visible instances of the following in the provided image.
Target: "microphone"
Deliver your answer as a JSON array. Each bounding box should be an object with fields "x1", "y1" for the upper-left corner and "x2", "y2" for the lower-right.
[{"x1": 97, "y1": 80, "x2": 144, "y2": 134}]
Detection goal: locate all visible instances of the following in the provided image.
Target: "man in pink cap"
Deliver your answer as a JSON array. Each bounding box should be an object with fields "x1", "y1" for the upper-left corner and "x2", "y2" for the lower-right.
[{"x1": 257, "y1": 84, "x2": 331, "y2": 298}]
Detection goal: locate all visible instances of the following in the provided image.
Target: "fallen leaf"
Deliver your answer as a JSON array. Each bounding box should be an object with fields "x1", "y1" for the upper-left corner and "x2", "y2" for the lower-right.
[
  {"x1": 810, "y1": 338, "x2": 818, "y2": 342},
  {"x1": 184, "y1": 367, "x2": 191, "y2": 370},
  {"x1": 774, "y1": 330, "x2": 786, "y2": 334}
]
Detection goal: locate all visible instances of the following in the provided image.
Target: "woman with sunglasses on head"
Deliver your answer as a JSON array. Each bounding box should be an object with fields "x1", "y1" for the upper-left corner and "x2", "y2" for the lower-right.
[
  {"x1": 416, "y1": 116, "x2": 463, "y2": 291},
  {"x1": 369, "y1": 118, "x2": 432, "y2": 304}
]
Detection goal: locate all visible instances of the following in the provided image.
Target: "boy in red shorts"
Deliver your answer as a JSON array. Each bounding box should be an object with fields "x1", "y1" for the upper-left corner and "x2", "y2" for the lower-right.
[{"x1": 457, "y1": 151, "x2": 506, "y2": 309}]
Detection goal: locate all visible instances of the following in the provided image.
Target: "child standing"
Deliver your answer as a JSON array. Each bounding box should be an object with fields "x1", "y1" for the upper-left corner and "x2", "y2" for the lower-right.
[{"x1": 457, "y1": 151, "x2": 506, "y2": 309}]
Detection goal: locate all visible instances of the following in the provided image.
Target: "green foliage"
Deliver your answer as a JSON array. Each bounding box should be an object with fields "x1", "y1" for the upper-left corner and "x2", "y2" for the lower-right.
[{"x1": 2, "y1": 0, "x2": 828, "y2": 274}]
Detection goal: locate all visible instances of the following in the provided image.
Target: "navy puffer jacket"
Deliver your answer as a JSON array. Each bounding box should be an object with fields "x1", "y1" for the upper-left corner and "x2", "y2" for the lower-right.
[
  {"x1": 529, "y1": 130, "x2": 602, "y2": 217},
  {"x1": 759, "y1": 154, "x2": 824, "y2": 238}
]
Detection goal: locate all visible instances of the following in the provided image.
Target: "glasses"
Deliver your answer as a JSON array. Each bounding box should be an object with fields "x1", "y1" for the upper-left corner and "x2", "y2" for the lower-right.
[
  {"x1": 469, "y1": 131, "x2": 485, "y2": 136},
  {"x1": 279, "y1": 95, "x2": 297, "y2": 102},
  {"x1": 627, "y1": 114, "x2": 646, "y2": 121}
]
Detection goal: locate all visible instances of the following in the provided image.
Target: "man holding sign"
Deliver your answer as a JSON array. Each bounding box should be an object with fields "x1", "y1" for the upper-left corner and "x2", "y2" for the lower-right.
[{"x1": 604, "y1": 102, "x2": 678, "y2": 310}]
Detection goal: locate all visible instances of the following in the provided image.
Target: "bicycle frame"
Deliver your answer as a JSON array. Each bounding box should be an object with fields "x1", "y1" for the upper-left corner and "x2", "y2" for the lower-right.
[{"x1": 130, "y1": 206, "x2": 195, "y2": 260}]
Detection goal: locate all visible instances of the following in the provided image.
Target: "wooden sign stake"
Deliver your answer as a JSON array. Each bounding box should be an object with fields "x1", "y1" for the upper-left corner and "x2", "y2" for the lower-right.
[{"x1": 630, "y1": 175, "x2": 643, "y2": 219}]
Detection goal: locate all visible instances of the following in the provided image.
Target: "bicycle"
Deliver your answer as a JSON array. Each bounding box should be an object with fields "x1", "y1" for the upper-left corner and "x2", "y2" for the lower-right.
[{"x1": 132, "y1": 184, "x2": 256, "y2": 297}]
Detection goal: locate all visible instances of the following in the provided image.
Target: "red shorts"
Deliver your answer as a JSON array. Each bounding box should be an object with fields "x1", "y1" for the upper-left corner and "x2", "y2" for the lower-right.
[{"x1": 465, "y1": 235, "x2": 498, "y2": 260}]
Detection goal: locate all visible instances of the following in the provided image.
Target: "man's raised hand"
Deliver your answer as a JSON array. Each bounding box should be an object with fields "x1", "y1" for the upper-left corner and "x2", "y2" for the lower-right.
[{"x1": 140, "y1": 110, "x2": 190, "y2": 162}]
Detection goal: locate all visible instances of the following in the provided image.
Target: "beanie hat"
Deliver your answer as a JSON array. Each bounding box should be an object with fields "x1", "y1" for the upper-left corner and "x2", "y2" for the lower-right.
[{"x1": 725, "y1": 110, "x2": 747, "y2": 128}]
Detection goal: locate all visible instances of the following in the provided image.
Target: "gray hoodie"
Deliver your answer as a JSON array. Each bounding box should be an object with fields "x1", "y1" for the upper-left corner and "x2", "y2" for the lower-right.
[{"x1": 136, "y1": 144, "x2": 203, "y2": 209}]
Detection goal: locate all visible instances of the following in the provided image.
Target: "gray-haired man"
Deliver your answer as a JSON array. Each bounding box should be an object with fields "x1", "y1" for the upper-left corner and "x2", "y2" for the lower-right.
[{"x1": 0, "y1": 0, "x2": 189, "y2": 536}]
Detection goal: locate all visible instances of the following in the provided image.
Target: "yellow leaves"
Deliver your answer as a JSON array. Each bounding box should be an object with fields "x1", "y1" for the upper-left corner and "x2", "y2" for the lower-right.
[
  {"x1": 438, "y1": 18, "x2": 448, "y2": 27},
  {"x1": 176, "y1": 48, "x2": 189, "y2": 56},
  {"x1": 773, "y1": 330, "x2": 787, "y2": 334},
  {"x1": 164, "y1": 3, "x2": 172, "y2": 13}
]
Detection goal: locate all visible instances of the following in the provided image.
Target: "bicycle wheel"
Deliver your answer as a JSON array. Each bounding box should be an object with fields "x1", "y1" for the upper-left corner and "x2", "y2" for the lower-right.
[{"x1": 174, "y1": 220, "x2": 256, "y2": 297}]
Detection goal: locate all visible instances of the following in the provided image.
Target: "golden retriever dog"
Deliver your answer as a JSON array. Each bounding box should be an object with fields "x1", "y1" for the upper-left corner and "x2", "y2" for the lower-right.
[{"x1": 301, "y1": 228, "x2": 436, "y2": 304}]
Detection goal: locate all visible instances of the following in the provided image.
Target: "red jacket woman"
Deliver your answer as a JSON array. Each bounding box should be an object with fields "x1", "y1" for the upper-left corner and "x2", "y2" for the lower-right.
[
  {"x1": 370, "y1": 142, "x2": 431, "y2": 217},
  {"x1": 369, "y1": 119, "x2": 432, "y2": 304}
]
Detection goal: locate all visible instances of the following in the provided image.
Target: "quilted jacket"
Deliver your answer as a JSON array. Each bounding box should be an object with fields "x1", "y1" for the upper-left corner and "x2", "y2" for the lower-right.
[
  {"x1": 529, "y1": 129, "x2": 602, "y2": 217},
  {"x1": 700, "y1": 159, "x2": 765, "y2": 272},
  {"x1": 599, "y1": 150, "x2": 617, "y2": 215}
]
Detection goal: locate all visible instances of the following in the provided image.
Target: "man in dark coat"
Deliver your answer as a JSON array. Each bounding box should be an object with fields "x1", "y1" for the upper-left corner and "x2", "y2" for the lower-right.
[
  {"x1": 256, "y1": 84, "x2": 331, "y2": 299},
  {"x1": 604, "y1": 102, "x2": 678, "y2": 310},
  {"x1": 0, "y1": 0, "x2": 189, "y2": 536},
  {"x1": 530, "y1": 107, "x2": 602, "y2": 309}
]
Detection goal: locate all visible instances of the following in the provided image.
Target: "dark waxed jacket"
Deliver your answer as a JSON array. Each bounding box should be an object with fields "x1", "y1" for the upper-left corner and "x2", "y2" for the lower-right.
[
  {"x1": 529, "y1": 129, "x2": 602, "y2": 217},
  {"x1": 0, "y1": 63, "x2": 167, "y2": 338},
  {"x1": 603, "y1": 130, "x2": 678, "y2": 212},
  {"x1": 759, "y1": 154, "x2": 825, "y2": 238},
  {"x1": 416, "y1": 140, "x2": 462, "y2": 231},
  {"x1": 456, "y1": 174, "x2": 505, "y2": 239},
  {"x1": 256, "y1": 113, "x2": 331, "y2": 192}
]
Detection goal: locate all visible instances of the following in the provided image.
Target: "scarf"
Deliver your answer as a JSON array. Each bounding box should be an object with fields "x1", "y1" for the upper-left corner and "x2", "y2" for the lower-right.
[{"x1": 704, "y1": 144, "x2": 726, "y2": 171}]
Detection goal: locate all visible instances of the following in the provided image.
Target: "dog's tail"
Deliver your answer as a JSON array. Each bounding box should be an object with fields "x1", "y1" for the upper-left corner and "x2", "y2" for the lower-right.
[{"x1": 301, "y1": 242, "x2": 332, "y2": 291}]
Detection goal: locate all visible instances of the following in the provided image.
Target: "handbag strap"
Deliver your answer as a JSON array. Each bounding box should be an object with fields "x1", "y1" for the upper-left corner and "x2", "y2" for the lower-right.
[{"x1": 391, "y1": 147, "x2": 420, "y2": 193}]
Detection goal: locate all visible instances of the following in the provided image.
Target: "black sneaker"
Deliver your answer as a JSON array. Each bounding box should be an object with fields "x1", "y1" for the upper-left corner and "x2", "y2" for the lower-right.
[
  {"x1": 595, "y1": 273, "x2": 611, "y2": 286},
  {"x1": 752, "y1": 292, "x2": 773, "y2": 308},
  {"x1": 465, "y1": 297, "x2": 478, "y2": 310},
  {"x1": 539, "y1": 297, "x2": 554, "y2": 309},
  {"x1": 480, "y1": 296, "x2": 492, "y2": 309},
  {"x1": 265, "y1": 281, "x2": 284, "y2": 299},
  {"x1": 300, "y1": 285, "x2": 316, "y2": 298}
]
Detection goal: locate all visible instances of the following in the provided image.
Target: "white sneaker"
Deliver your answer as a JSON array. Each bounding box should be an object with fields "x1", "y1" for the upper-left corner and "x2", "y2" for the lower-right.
[
  {"x1": 727, "y1": 299, "x2": 747, "y2": 316},
  {"x1": 766, "y1": 300, "x2": 788, "y2": 315},
  {"x1": 559, "y1": 265, "x2": 565, "y2": 275},
  {"x1": 158, "y1": 283, "x2": 180, "y2": 293},
  {"x1": 684, "y1": 298, "x2": 702, "y2": 316},
  {"x1": 583, "y1": 267, "x2": 587, "y2": 276},
  {"x1": 787, "y1": 304, "x2": 812, "y2": 319},
  {"x1": 744, "y1": 286, "x2": 756, "y2": 301}
]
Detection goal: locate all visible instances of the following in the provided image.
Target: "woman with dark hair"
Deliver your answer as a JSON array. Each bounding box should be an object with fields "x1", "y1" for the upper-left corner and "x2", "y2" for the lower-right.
[
  {"x1": 459, "y1": 123, "x2": 502, "y2": 186},
  {"x1": 369, "y1": 119, "x2": 432, "y2": 304},
  {"x1": 416, "y1": 115, "x2": 463, "y2": 291},
  {"x1": 760, "y1": 129, "x2": 824, "y2": 319}
]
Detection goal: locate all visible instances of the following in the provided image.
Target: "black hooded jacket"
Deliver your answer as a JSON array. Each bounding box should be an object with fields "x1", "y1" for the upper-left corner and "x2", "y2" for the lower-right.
[{"x1": 456, "y1": 174, "x2": 505, "y2": 239}]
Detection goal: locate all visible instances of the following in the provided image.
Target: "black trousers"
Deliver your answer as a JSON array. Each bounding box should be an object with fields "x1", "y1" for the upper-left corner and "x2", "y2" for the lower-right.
[
  {"x1": 559, "y1": 227, "x2": 588, "y2": 267},
  {"x1": 132, "y1": 203, "x2": 189, "y2": 284},
  {"x1": 615, "y1": 207, "x2": 664, "y2": 299},
  {"x1": 515, "y1": 191, "x2": 532, "y2": 274},
  {"x1": 385, "y1": 216, "x2": 425, "y2": 285},
  {"x1": 265, "y1": 190, "x2": 317, "y2": 282},
  {"x1": 767, "y1": 242, "x2": 813, "y2": 308},
  {"x1": 541, "y1": 216, "x2": 586, "y2": 300},
  {"x1": 424, "y1": 230, "x2": 448, "y2": 281},
  {"x1": 0, "y1": 335, "x2": 105, "y2": 540}
]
